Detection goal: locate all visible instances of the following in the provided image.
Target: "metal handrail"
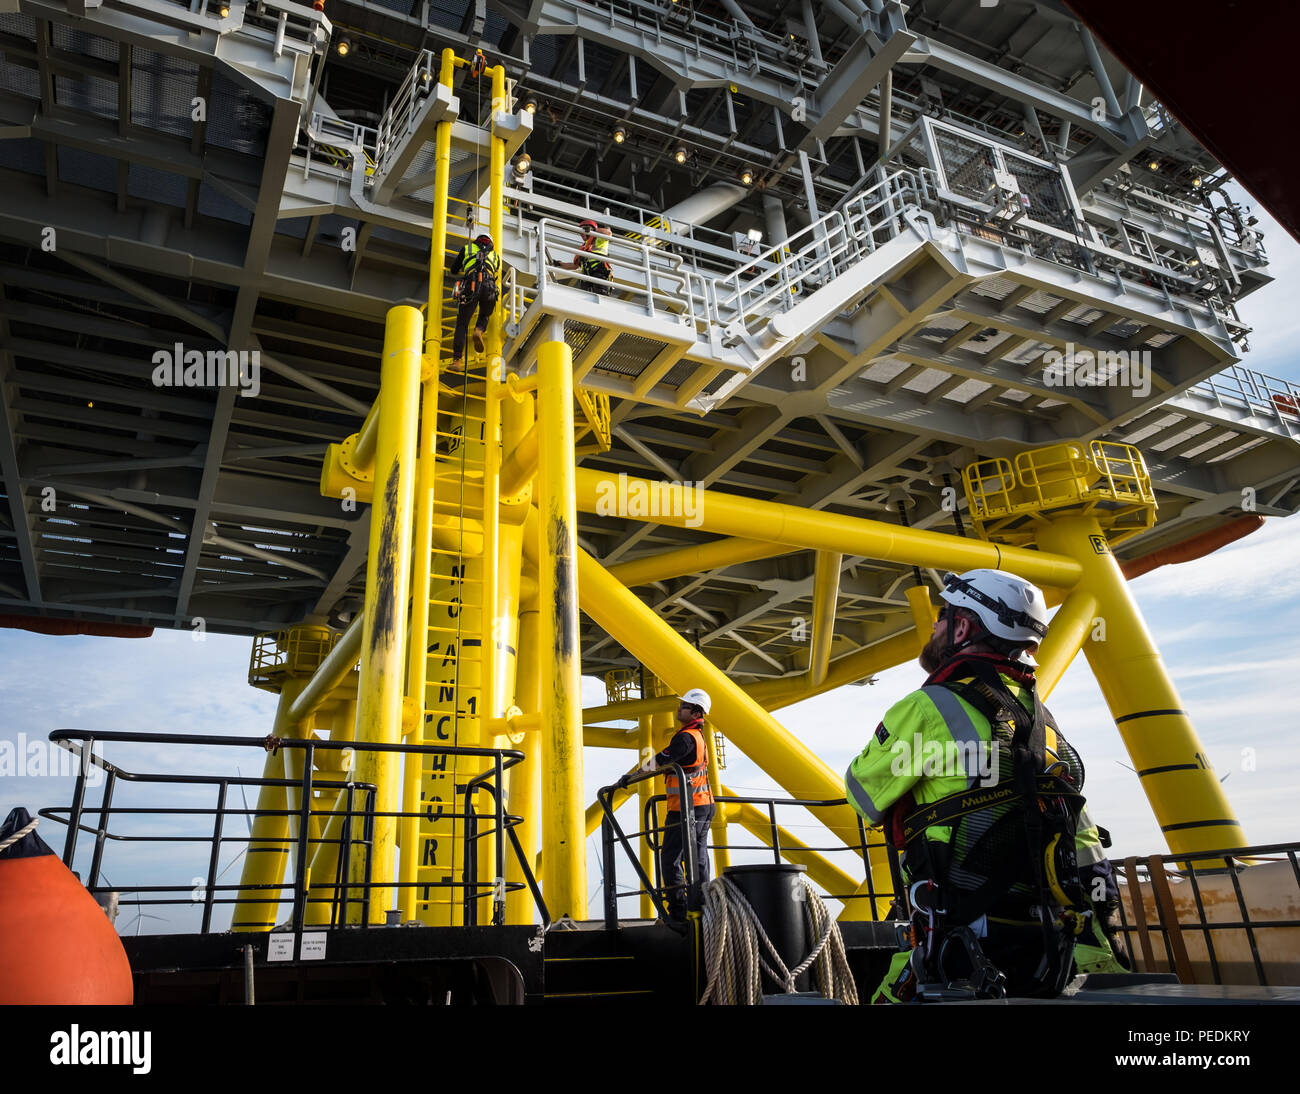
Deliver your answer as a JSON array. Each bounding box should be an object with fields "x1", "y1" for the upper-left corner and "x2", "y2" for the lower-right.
[
  {"x1": 38, "y1": 729, "x2": 546, "y2": 935},
  {"x1": 596, "y1": 780, "x2": 895, "y2": 929},
  {"x1": 1187, "y1": 364, "x2": 1300, "y2": 432},
  {"x1": 374, "y1": 48, "x2": 438, "y2": 178},
  {"x1": 597, "y1": 765, "x2": 696, "y2": 928},
  {"x1": 1111, "y1": 840, "x2": 1300, "y2": 988}
]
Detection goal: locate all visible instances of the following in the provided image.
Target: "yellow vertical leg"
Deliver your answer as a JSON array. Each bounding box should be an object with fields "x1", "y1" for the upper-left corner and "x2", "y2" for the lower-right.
[
  {"x1": 637, "y1": 674, "x2": 674, "y2": 917},
  {"x1": 410, "y1": 50, "x2": 473, "y2": 922},
  {"x1": 231, "y1": 747, "x2": 289, "y2": 932},
  {"x1": 704, "y1": 723, "x2": 729, "y2": 875},
  {"x1": 505, "y1": 591, "x2": 541, "y2": 924},
  {"x1": 637, "y1": 709, "x2": 657, "y2": 918},
  {"x1": 538, "y1": 337, "x2": 586, "y2": 919},
  {"x1": 399, "y1": 367, "x2": 439, "y2": 922},
  {"x1": 499, "y1": 388, "x2": 534, "y2": 923},
  {"x1": 305, "y1": 698, "x2": 358, "y2": 927},
  {"x1": 1037, "y1": 515, "x2": 1247, "y2": 853},
  {"x1": 347, "y1": 305, "x2": 422, "y2": 923},
  {"x1": 232, "y1": 675, "x2": 307, "y2": 931}
]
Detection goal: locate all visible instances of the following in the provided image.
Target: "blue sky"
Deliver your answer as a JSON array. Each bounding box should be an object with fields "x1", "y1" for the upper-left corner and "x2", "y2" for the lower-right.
[{"x1": 4, "y1": 192, "x2": 1298, "y2": 929}]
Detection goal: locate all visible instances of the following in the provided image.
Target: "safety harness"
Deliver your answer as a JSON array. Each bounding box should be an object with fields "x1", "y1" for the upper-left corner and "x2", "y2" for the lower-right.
[
  {"x1": 881, "y1": 654, "x2": 1088, "y2": 1001},
  {"x1": 578, "y1": 235, "x2": 612, "y2": 286},
  {"x1": 455, "y1": 243, "x2": 500, "y2": 302}
]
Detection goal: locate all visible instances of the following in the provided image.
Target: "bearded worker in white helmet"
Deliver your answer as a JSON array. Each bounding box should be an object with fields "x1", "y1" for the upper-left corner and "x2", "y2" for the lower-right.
[
  {"x1": 636, "y1": 687, "x2": 716, "y2": 921},
  {"x1": 845, "y1": 570, "x2": 1126, "y2": 1002}
]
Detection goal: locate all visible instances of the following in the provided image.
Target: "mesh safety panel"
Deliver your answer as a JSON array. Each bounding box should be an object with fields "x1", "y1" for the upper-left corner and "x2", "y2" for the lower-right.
[
  {"x1": 0, "y1": 60, "x2": 38, "y2": 101},
  {"x1": 596, "y1": 332, "x2": 664, "y2": 379},
  {"x1": 936, "y1": 129, "x2": 998, "y2": 202},
  {"x1": 57, "y1": 146, "x2": 117, "y2": 193},
  {"x1": 128, "y1": 163, "x2": 188, "y2": 208},
  {"x1": 52, "y1": 24, "x2": 118, "y2": 60},
  {"x1": 1004, "y1": 153, "x2": 1074, "y2": 231},
  {"x1": 0, "y1": 137, "x2": 43, "y2": 175},
  {"x1": 205, "y1": 73, "x2": 269, "y2": 157},
  {"x1": 55, "y1": 73, "x2": 117, "y2": 122},
  {"x1": 131, "y1": 47, "x2": 199, "y2": 139}
]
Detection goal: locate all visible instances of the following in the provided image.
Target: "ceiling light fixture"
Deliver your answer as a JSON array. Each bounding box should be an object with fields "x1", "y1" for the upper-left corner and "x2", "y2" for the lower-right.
[
  {"x1": 739, "y1": 164, "x2": 755, "y2": 186},
  {"x1": 674, "y1": 145, "x2": 688, "y2": 165},
  {"x1": 612, "y1": 125, "x2": 626, "y2": 144},
  {"x1": 336, "y1": 37, "x2": 352, "y2": 57}
]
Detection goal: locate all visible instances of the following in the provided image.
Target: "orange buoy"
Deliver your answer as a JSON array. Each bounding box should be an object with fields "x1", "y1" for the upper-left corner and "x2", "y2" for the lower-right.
[{"x1": 0, "y1": 808, "x2": 134, "y2": 1004}]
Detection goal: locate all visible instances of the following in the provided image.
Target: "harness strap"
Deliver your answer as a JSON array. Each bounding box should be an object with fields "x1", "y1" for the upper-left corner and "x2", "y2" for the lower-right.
[{"x1": 900, "y1": 776, "x2": 1083, "y2": 845}]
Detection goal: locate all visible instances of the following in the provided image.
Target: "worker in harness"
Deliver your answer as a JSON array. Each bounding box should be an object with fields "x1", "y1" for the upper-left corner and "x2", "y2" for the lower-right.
[
  {"x1": 448, "y1": 232, "x2": 500, "y2": 371},
  {"x1": 844, "y1": 570, "x2": 1123, "y2": 1001},
  {"x1": 558, "y1": 218, "x2": 613, "y2": 295},
  {"x1": 636, "y1": 687, "x2": 715, "y2": 921}
]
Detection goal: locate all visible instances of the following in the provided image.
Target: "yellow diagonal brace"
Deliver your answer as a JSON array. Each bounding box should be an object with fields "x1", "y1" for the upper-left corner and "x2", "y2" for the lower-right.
[{"x1": 576, "y1": 468, "x2": 1082, "y2": 589}]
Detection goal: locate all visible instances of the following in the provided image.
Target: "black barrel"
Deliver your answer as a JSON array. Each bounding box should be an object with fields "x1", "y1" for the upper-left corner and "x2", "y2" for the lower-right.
[{"x1": 723, "y1": 864, "x2": 813, "y2": 993}]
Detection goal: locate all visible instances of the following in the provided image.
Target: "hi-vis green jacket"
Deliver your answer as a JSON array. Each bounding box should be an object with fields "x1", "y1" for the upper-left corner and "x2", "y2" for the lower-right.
[{"x1": 844, "y1": 675, "x2": 1105, "y2": 862}]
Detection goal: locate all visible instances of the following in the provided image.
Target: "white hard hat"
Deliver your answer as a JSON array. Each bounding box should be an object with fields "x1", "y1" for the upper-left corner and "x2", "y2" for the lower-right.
[
  {"x1": 939, "y1": 570, "x2": 1049, "y2": 651},
  {"x1": 677, "y1": 688, "x2": 711, "y2": 715}
]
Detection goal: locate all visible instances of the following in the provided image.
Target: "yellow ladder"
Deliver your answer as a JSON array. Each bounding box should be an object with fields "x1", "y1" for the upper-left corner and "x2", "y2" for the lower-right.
[{"x1": 411, "y1": 325, "x2": 497, "y2": 924}]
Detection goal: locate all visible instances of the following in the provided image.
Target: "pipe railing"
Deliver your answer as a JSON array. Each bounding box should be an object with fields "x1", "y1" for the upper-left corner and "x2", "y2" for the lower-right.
[
  {"x1": 596, "y1": 776, "x2": 898, "y2": 929},
  {"x1": 39, "y1": 730, "x2": 547, "y2": 934}
]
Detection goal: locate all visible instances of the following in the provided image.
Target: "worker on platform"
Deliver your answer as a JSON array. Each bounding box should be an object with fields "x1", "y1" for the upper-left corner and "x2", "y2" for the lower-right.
[
  {"x1": 636, "y1": 687, "x2": 716, "y2": 921},
  {"x1": 449, "y1": 231, "x2": 500, "y2": 371},
  {"x1": 558, "y1": 218, "x2": 613, "y2": 295},
  {"x1": 844, "y1": 570, "x2": 1123, "y2": 1000}
]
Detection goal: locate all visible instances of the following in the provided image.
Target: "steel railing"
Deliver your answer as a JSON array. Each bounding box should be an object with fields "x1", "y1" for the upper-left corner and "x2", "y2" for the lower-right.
[
  {"x1": 1186, "y1": 364, "x2": 1300, "y2": 436},
  {"x1": 596, "y1": 776, "x2": 897, "y2": 929},
  {"x1": 1112, "y1": 841, "x2": 1300, "y2": 987},
  {"x1": 39, "y1": 730, "x2": 549, "y2": 937}
]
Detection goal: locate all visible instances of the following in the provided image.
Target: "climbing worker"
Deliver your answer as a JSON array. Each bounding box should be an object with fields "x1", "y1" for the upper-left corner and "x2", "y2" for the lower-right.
[
  {"x1": 558, "y1": 218, "x2": 613, "y2": 295},
  {"x1": 636, "y1": 687, "x2": 715, "y2": 921},
  {"x1": 448, "y1": 231, "x2": 500, "y2": 371},
  {"x1": 844, "y1": 569, "x2": 1110, "y2": 1001}
]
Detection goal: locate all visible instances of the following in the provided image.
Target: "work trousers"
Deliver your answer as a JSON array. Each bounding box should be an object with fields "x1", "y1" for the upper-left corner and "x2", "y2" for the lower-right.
[
  {"x1": 658, "y1": 803, "x2": 714, "y2": 918},
  {"x1": 452, "y1": 282, "x2": 497, "y2": 362}
]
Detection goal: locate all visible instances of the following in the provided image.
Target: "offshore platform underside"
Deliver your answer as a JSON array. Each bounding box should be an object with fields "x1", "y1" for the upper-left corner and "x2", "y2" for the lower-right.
[{"x1": 4, "y1": 0, "x2": 1300, "y2": 1004}]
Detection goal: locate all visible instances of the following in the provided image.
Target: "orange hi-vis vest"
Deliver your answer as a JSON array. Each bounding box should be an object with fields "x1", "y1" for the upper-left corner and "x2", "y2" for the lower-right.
[{"x1": 664, "y1": 723, "x2": 713, "y2": 811}]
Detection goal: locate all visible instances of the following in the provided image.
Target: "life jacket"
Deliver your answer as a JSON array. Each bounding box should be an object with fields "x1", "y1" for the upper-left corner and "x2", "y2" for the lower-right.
[
  {"x1": 885, "y1": 655, "x2": 1087, "y2": 998},
  {"x1": 663, "y1": 722, "x2": 713, "y2": 811},
  {"x1": 456, "y1": 243, "x2": 500, "y2": 298}
]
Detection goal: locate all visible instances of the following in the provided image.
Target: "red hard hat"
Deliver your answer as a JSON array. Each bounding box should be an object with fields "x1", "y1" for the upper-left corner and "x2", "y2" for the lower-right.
[{"x1": 579, "y1": 218, "x2": 598, "y2": 229}]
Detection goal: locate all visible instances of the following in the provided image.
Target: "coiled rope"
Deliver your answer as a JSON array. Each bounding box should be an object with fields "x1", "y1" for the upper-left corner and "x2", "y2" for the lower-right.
[
  {"x1": 0, "y1": 816, "x2": 38, "y2": 853},
  {"x1": 700, "y1": 874, "x2": 859, "y2": 1005}
]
